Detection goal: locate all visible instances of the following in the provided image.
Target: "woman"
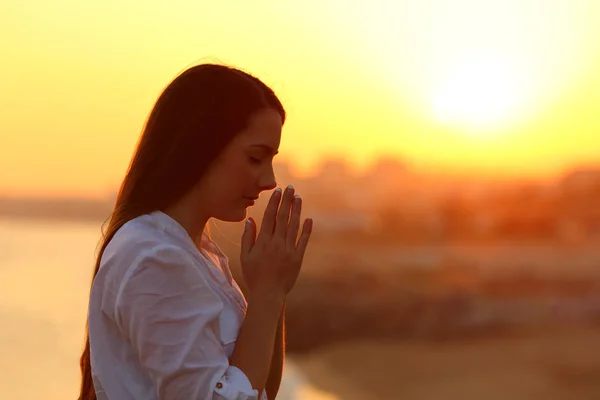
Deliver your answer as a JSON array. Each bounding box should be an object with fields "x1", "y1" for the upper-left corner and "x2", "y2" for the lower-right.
[{"x1": 78, "y1": 64, "x2": 313, "y2": 400}]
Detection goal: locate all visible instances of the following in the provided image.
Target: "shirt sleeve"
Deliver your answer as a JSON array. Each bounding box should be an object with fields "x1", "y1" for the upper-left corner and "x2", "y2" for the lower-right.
[{"x1": 114, "y1": 244, "x2": 259, "y2": 400}]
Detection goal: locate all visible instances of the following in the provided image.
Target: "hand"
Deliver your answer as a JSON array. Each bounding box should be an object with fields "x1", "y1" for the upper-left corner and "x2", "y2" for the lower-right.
[{"x1": 240, "y1": 185, "x2": 313, "y2": 298}]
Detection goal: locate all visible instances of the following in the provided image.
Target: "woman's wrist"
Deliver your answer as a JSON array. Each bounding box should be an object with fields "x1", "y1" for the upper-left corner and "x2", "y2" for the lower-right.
[{"x1": 248, "y1": 290, "x2": 286, "y2": 315}]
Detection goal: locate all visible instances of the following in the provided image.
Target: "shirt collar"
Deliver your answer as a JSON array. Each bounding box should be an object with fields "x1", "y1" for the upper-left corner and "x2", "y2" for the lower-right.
[{"x1": 148, "y1": 210, "x2": 221, "y2": 256}]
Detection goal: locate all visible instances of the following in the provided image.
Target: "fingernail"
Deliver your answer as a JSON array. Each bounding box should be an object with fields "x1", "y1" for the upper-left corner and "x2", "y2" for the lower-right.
[
  {"x1": 274, "y1": 188, "x2": 282, "y2": 194},
  {"x1": 294, "y1": 194, "x2": 301, "y2": 201},
  {"x1": 287, "y1": 185, "x2": 294, "y2": 191}
]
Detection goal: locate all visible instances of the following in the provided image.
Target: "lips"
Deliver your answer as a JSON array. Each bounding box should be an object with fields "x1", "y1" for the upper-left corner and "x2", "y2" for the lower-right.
[{"x1": 243, "y1": 196, "x2": 257, "y2": 205}]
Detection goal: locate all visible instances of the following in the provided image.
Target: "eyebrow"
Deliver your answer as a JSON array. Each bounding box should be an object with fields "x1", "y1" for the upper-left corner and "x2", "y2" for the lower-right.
[{"x1": 250, "y1": 144, "x2": 279, "y2": 155}]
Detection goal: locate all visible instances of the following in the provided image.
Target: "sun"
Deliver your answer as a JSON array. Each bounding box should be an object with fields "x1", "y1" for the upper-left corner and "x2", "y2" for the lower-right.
[
  {"x1": 348, "y1": 1, "x2": 596, "y2": 139},
  {"x1": 429, "y1": 56, "x2": 528, "y2": 132}
]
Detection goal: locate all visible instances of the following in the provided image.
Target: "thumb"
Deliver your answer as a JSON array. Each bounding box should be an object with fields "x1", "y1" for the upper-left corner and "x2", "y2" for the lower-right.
[{"x1": 241, "y1": 218, "x2": 256, "y2": 257}]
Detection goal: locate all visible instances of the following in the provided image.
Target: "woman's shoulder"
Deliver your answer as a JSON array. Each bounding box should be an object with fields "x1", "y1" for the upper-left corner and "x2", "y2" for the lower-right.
[
  {"x1": 99, "y1": 214, "x2": 194, "y2": 281},
  {"x1": 95, "y1": 218, "x2": 202, "y2": 299}
]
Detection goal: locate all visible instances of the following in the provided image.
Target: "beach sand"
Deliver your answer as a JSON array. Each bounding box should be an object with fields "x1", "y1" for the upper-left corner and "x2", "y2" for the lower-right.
[{"x1": 293, "y1": 325, "x2": 600, "y2": 400}]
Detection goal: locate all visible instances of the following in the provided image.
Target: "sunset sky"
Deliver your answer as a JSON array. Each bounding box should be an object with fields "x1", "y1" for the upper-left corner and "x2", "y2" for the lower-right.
[{"x1": 1, "y1": 0, "x2": 600, "y2": 196}]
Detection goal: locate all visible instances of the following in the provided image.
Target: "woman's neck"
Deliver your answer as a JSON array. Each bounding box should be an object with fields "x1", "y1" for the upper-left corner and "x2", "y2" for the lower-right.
[{"x1": 164, "y1": 194, "x2": 208, "y2": 243}]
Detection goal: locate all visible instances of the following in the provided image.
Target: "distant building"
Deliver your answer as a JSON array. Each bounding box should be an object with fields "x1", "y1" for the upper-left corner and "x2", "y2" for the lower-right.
[
  {"x1": 561, "y1": 168, "x2": 600, "y2": 190},
  {"x1": 557, "y1": 167, "x2": 600, "y2": 240},
  {"x1": 273, "y1": 160, "x2": 296, "y2": 185},
  {"x1": 308, "y1": 209, "x2": 373, "y2": 234}
]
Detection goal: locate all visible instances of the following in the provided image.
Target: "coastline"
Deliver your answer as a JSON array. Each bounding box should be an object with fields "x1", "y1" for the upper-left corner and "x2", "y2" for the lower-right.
[{"x1": 292, "y1": 325, "x2": 600, "y2": 400}]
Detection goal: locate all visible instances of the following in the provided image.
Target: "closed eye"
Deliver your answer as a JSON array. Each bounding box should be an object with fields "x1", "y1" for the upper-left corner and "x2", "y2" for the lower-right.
[{"x1": 248, "y1": 156, "x2": 262, "y2": 165}]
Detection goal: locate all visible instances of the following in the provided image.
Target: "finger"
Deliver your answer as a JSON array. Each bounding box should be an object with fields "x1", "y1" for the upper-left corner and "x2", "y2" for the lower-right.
[
  {"x1": 241, "y1": 218, "x2": 256, "y2": 256},
  {"x1": 286, "y1": 194, "x2": 302, "y2": 248},
  {"x1": 295, "y1": 218, "x2": 313, "y2": 258},
  {"x1": 274, "y1": 185, "x2": 295, "y2": 238},
  {"x1": 259, "y1": 188, "x2": 282, "y2": 238}
]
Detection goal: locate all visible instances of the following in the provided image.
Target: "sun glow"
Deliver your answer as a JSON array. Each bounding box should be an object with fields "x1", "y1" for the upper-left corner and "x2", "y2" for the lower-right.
[
  {"x1": 430, "y1": 55, "x2": 529, "y2": 132},
  {"x1": 2, "y1": 0, "x2": 600, "y2": 194},
  {"x1": 348, "y1": 0, "x2": 597, "y2": 137}
]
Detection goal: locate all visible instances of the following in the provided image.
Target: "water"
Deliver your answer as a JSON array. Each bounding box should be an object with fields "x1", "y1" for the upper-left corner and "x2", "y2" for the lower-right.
[{"x1": 0, "y1": 217, "x2": 336, "y2": 399}]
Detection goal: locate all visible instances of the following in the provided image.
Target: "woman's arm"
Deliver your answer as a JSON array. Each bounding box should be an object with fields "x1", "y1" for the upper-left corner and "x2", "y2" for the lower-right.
[
  {"x1": 265, "y1": 305, "x2": 285, "y2": 399},
  {"x1": 236, "y1": 186, "x2": 312, "y2": 398},
  {"x1": 117, "y1": 245, "x2": 274, "y2": 400},
  {"x1": 229, "y1": 291, "x2": 284, "y2": 396}
]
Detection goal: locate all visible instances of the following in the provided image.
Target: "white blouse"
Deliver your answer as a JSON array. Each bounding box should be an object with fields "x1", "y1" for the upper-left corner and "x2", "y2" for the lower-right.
[{"x1": 88, "y1": 210, "x2": 268, "y2": 400}]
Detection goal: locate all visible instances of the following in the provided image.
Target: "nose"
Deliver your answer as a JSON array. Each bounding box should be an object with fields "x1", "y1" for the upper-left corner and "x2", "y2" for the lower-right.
[{"x1": 259, "y1": 167, "x2": 277, "y2": 192}]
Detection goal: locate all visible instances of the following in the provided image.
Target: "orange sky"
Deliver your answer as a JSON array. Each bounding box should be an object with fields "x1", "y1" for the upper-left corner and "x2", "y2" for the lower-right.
[{"x1": 1, "y1": 0, "x2": 600, "y2": 196}]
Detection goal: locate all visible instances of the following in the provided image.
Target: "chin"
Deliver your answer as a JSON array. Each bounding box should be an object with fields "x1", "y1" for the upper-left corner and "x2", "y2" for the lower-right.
[{"x1": 214, "y1": 208, "x2": 248, "y2": 223}]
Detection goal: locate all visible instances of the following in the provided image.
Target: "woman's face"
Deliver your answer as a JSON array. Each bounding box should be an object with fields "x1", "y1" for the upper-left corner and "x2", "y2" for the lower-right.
[{"x1": 194, "y1": 108, "x2": 283, "y2": 222}]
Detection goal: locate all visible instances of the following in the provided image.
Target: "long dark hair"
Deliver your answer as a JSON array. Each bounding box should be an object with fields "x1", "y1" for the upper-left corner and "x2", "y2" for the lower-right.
[{"x1": 78, "y1": 64, "x2": 286, "y2": 400}]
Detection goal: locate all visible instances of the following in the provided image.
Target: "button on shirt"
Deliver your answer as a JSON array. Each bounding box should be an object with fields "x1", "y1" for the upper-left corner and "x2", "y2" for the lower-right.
[{"x1": 88, "y1": 211, "x2": 267, "y2": 400}]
